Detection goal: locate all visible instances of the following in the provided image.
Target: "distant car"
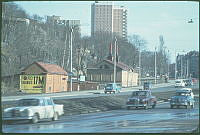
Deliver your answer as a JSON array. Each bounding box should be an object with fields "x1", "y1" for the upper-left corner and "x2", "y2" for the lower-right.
[
  {"x1": 175, "y1": 79, "x2": 185, "y2": 88},
  {"x1": 143, "y1": 82, "x2": 152, "y2": 90},
  {"x1": 181, "y1": 88, "x2": 194, "y2": 98},
  {"x1": 170, "y1": 90, "x2": 195, "y2": 109},
  {"x1": 126, "y1": 90, "x2": 157, "y2": 110},
  {"x1": 104, "y1": 83, "x2": 121, "y2": 94},
  {"x1": 183, "y1": 79, "x2": 193, "y2": 86}
]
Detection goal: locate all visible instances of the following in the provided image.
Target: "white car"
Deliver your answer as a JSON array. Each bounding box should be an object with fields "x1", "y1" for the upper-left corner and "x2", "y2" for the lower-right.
[
  {"x1": 175, "y1": 79, "x2": 185, "y2": 88},
  {"x1": 181, "y1": 88, "x2": 194, "y2": 98},
  {"x1": 3, "y1": 97, "x2": 64, "y2": 124}
]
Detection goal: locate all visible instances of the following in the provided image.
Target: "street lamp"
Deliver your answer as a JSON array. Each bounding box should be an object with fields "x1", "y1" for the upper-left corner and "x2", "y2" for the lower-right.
[
  {"x1": 139, "y1": 43, "x2": 141, "y2": 86},
  {"x1": 154, "y1": 46, "x2": 157, "y2": 84},
  {"x1": 167, "y1": 50, "x2": 170, "y2": 78},
  {"x1": 70, "y1": 27, "x2": 73, "y2": 92},
  {"x1": 114, "y1": 37, "x2": 117, "y2": 84}
]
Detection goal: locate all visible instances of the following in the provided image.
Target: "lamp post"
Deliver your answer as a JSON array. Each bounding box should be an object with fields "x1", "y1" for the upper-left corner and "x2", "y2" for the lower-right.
[
  {"x1": 154, "y1": 46, "x2": 157, "y2": 84},
  {"x1": 139, "y1": 43, "x2": 141, "y2": 86},
  {"x1": 70, "y1": 27, "x2": 73, "y2": 92},
  {"x1": 167, "y1": 50, "x2": 170, "y2": 78},
  {"x1": 114, "y1": 37, "x2": 117, "y2": 84}
]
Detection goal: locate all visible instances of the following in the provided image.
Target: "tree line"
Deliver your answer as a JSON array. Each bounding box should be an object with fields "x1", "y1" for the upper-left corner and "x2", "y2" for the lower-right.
[{"x1": 1, "y1": 2, "x2": 170, "y2": 81}]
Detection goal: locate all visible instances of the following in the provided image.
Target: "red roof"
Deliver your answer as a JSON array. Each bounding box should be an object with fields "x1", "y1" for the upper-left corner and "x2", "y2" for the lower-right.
[{"x1": 23, "y1": 62, "x2": 68, "y2": 75}]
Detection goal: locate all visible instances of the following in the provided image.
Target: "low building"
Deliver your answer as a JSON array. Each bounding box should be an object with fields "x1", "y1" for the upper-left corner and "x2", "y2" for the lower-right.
[
  {"x1": 20, "y1": 62, "x2": 68, "y2": 93},
  {"x1": 86, "y1": 43, "x2": 138, "y2": 87}
]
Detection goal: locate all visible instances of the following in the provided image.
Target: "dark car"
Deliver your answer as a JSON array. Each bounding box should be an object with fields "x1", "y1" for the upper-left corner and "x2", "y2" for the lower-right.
[
  {"x1": 183, "y1": 79, "x2": 193, "y2": 86},
  {"x1": 143, "y1": 82, "x2": 152, "y2": 90},
  {"x1": 126, "y1": 90, "x2": 157, "y2": 110}
]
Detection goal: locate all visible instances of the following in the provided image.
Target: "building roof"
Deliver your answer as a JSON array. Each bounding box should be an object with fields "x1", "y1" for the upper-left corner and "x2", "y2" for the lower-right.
[
  {"x1": 22, "y1": 62, "x2": 68, "y2": 75},
  {"x1": 103, "y1": 59, "x2": 134, "y2": 71}
]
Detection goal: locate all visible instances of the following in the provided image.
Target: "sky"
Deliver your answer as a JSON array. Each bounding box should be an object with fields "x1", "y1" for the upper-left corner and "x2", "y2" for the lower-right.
[{"x1": 14, "y1": 1, "x2": 199, "y2": 63}]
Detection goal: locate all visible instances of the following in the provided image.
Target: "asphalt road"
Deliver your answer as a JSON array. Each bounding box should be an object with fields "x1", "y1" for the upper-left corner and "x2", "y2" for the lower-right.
[
  {"x1": 2, "y1": 81, "x2": 175, "y2": 101},
  {"x1": 2, "y1": 81, "x2": 199, "y2": 133},
  {"x1": 2, "y1": 100, "x2": 199, "y2": 133}
]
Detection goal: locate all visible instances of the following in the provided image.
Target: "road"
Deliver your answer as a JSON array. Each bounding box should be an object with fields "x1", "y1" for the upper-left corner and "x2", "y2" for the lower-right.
[
  {"x1": 2, "y1": 81, "x2": 199, "y2": 133},
  {"x1": 2, "y1": 100, "x2": 199, "y2": 133},
  {"x1": 2, "y1": 80, "x2": 175, "y2": 101}
]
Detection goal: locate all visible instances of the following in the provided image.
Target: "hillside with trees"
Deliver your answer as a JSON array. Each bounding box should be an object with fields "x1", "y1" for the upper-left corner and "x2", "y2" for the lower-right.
[{"x1": 1, "y1": 2, "x2": 170, "y2": 89}]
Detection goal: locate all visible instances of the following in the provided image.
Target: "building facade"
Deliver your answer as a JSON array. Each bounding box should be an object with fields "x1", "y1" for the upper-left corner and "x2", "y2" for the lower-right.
[
  {"x1": 176, "y1": 51, "x2": 199, "y2": 79},
  {"x1": 20, "y1": 62, "x2": 68, "y2": 93},
  {"x1": 86, "y1": 43, "x2": 138, "y2": 87},
  {"x1": 91, "y1": 2, "x2": 127, "y2": 39},
  {"x1": 46, "y1": 15, "x2": 81, "y2": 41}
]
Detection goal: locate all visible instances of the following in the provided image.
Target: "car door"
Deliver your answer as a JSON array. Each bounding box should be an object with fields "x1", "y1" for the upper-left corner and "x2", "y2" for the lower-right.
[
  {"x1": 45, "y1": 98, "x2": 54, "y2": 118},
  {"x1": 38, "y1": 99, "x2": 48, "y2": 119}
]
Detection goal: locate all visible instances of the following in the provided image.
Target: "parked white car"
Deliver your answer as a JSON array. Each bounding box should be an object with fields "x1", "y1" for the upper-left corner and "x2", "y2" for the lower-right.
[
  {"x1": 175, "y1": 79, "x2": 185, "y2": 88},
  {"x1": 3, "y1": 97, "x2": 64, "y2": 124}
]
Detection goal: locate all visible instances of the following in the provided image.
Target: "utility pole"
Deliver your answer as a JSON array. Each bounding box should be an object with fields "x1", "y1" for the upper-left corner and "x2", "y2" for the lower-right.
[
  {"x1": 168, "y1": 50, "x2": 170, "y2": 78},
  {"x1": 181, "y1": 55, "x2": 183, "y2": 79},
  {"x1": 175, "y1": 51, "x2": 177, "y2": 80},
  {"x1": 70, "y1": 27, "x2": 73, "y2": 92},
  {"x1": 187, "y1": 58, "x2": 189, "y2": 78},
  {"x1": 62, "y1": 28, "x2": 68, "y2": 68},
  {"x1": 77, "y1": 48, "x2": 81, "y2": 91},
  {"x1": 155, "y1": 46, "x2": 157, "y2": 84},
  {"x1": 114, "y1": 37, "x2": 117, "y2": 84},
  {"x1": 139, "y1": 43, "x2": 141, "y2": 86}
]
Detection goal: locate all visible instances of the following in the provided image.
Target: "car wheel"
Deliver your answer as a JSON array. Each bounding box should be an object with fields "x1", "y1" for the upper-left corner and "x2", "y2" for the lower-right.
[
  {"x1": 170, "y1": 105, "x2": 174, "y2": 109},
  {"x1": 31, "y1": 114, "x2": 39, "y2": 124},
  {"x1": 191, "y1": 103, "x2": 194, "y2": 109},
  {"x1": 52, "y1": 112, "x2": 58, "y2": 121},
  {"x1": 152, "y1": 104, "x2": 156, "y2": 109}
]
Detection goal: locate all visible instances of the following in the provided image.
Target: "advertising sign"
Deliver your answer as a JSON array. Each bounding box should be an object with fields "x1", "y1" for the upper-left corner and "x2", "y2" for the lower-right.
[{"x1": 20, "y1": 75, "x2": 46, "y2": 93}]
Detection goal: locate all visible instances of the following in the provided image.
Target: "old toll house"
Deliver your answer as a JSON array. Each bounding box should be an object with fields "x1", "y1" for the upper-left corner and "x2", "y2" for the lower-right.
[
  {"x1": 20, "y1": 62, "x2": 68, "y2": 93},
  {"x1": 87, "y1": 43, "x2": 138, "y2": 87}
]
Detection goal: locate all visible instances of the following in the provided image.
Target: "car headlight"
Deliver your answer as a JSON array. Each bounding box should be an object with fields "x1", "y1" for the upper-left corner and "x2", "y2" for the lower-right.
[{"x1": 20, "y1": 109, "x2": 30, "y2": 116}]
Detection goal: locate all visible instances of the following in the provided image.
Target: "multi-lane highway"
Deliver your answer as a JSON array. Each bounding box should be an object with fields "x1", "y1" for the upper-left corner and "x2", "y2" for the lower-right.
[
  {"x1": 2, "y1": 81, "x2": 199, "y2": 133},
  {"x1": 2, "y1": 99, "x2": 199, "y2": 133}
]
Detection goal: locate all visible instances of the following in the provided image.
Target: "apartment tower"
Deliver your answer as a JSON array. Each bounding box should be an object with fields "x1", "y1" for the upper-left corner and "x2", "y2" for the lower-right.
[{"x1": 91, "y1": 1, "x2": 127, "y2": 39}]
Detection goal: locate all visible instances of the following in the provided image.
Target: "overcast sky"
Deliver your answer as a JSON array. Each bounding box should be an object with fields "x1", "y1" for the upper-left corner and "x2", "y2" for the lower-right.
[{"x1": 14, "y1": 1, "x2": 199, "y2": 63}]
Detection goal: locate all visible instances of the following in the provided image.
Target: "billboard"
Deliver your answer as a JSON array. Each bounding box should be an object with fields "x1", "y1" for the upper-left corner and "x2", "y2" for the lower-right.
[{"x1": 20, "y1": 75, "x2": 46, "y2": 93}]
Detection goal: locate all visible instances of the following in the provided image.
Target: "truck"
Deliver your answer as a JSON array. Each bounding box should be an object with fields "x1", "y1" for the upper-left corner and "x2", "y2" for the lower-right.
[{"x1": 3, "y1": 97, "x2": 64, "y2": 124}]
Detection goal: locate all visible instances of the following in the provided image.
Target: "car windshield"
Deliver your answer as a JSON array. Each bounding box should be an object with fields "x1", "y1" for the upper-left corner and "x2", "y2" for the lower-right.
[
  {"x1": 132, "y1": 91, "x2": 147, "y2": 97},
  {"x1": 18, "y1": 99, "x2": 40, "y2": 106},
  {"x1": 175, "y1": 81, "x2": 181, "y2": 83},
  {"x1": 106, "y1": 84, "x2": 113, "y2": 87}
]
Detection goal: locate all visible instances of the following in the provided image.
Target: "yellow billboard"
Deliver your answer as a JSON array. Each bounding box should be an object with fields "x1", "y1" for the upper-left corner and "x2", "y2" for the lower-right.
[{"x1": 20, "y1": 75, "x2": 46, "y2": 93}]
